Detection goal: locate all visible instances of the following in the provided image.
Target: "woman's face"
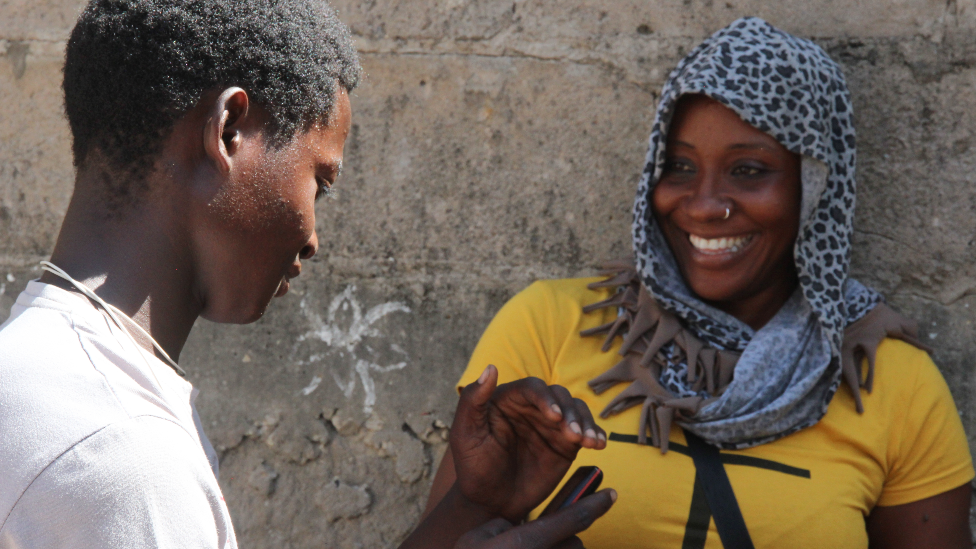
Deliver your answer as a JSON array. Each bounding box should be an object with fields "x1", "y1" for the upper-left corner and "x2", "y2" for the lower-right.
[{"x1": 652, "y1": 94, "x2": 801, "y2": 329}]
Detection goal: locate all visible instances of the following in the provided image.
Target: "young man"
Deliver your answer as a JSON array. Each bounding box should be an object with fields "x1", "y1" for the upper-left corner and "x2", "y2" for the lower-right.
[{"x1": 0, "y1": 1, "x2": 614, "y2": 548}]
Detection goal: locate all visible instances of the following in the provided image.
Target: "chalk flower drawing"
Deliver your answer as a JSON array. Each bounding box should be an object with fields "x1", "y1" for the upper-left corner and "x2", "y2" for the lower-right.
[{"x1": 298, "y1": 286, "x2": 411, "y2": 414}]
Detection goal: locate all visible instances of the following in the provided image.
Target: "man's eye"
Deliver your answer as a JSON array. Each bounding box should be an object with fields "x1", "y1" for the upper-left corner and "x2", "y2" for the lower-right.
[{"x1": 315, "y1": 177, "x2": 334, "y2": 201}]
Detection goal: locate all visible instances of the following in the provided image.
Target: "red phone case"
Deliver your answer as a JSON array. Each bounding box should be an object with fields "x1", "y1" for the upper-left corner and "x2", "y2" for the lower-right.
[{"x1": 539, "y1": 466, "x2": 603, "y2": 517}]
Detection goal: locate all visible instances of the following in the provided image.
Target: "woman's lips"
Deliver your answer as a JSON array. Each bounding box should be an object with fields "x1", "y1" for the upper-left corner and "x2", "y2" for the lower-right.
[{"x1": 688, "y1": 233, "x2": 755, "y2": 255}]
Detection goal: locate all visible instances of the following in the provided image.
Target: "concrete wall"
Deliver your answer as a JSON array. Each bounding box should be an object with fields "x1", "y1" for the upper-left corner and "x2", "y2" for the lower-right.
[{"x1": 3, "y1": 0, "x2": 976, "y2": 547}]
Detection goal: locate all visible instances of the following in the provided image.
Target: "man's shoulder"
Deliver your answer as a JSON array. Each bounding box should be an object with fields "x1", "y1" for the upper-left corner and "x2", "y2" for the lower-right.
[
  {"x1": 2, "y1": 417, "x2": 235, "y2": 547},
  {"x1": 0, "y1": 291, "x2": 126, "y2": 424},
  {"x1": 0, "y1": 289, "x2": 196, "y2": 526},
  {"x1": 0, "y1": 304, "x2": 132, "y2": 521}
]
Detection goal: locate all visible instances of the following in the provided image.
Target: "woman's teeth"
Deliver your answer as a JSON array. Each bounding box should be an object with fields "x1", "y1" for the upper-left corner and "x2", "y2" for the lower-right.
[{"x1": 688, "y1": 234, "x2": 753, "y2": 254}]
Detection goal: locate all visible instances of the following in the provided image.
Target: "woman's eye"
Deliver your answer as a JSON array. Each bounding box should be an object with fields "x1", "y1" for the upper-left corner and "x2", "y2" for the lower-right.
[
  {"x1": 731, "y1": 164, "x2": 765, "y2": 177},
  {"x1": 663, "y1": 159, "x2": 695, "y2": 174}
]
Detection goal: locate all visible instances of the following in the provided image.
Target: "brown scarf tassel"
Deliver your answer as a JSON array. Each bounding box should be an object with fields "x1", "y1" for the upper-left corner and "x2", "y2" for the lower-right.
[{"x1": 582, "y1": 262, "x2": 930, "y2": 453}]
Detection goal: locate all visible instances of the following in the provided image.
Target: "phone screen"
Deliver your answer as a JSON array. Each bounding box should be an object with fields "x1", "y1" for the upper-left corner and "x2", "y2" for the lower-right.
[{"x1": 539, "y1": 466, "x2": 603, "y2": 517}]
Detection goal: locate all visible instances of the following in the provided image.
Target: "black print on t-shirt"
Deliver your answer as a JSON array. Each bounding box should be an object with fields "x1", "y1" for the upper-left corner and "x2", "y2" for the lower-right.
[{"x1": 609, "y1": 432, "x2": 811, "y2": 549}]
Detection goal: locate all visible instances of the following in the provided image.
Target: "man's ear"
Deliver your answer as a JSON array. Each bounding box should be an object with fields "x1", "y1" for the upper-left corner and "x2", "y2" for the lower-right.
[{"x1": 203, "y1": 87, "x2": 250, "y2": 175}]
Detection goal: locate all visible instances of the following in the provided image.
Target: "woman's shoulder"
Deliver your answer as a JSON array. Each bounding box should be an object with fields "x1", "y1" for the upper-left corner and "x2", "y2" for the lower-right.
[
  {"x1": 862, "y1": 337, "x2": 960, "y2": 429},
  {"x1": 872, "y1": 337, "x2": 942, "y2": 391},
  {"x1": 515, "y1": 277, "x2": 611, "y2": 309},
  {"x1": 866, "y1": 339, "x2": 973, "y2": 506},
  {"x1": 499, "y1": 277, "x2": 612, "y2": 320},
  {"x1": 486, "y1": 277, "x2": 618, "y2": 347}
]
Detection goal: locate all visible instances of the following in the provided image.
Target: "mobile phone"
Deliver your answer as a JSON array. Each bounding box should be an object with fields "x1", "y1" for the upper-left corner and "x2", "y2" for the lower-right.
[{"x1": 539, "y1": 466, "x2": 604, "y2": 517}]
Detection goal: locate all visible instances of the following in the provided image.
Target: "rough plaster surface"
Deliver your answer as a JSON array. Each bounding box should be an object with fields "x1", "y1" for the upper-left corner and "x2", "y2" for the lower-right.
[{"x1": 2, "y1": 0, "x2": 976, "y2": 547}]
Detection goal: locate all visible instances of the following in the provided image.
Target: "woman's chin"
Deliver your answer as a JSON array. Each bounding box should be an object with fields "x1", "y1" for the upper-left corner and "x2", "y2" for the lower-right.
[
  {"x1": 682, "y1": 268, "x2": 751, "y2": 304},
  {"x1": 688, "y1": 284, "x2": 738, "y2": 305}
]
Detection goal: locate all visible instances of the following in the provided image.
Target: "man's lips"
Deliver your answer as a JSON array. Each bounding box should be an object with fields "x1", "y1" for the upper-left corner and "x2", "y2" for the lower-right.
[
  {"x1": 274, "y1": 260, "x2": 303, "y2": 298},
  {"x1": 274, "y1": 278, "x2": 291, "y2": 298}
]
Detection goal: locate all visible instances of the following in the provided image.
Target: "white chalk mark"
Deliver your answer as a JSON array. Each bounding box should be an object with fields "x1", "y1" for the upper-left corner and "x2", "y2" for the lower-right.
[
  {"x1": 299, "y1": 286, "x2": 410, "y2": 352},
  {"x1": 301, "y1": 375, "x2": 323, "y2": 396},
  {"x1": 356, "y1": 359, "x2": 408, "y2": 413},
  {"x1": 300, "y1": 286, "x2": 412, "y2": 413},
  {"x1": 389, "y1": 343, "x2": 409, "y2": 356},
  {"x1": 332, "y1": 368, "x2": 357, "y2": 398}
]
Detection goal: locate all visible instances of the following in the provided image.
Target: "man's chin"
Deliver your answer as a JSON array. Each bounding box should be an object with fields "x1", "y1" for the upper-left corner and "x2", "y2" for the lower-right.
[{"x1": 200, "y1": 293, "x2": 275, "y2": 325}]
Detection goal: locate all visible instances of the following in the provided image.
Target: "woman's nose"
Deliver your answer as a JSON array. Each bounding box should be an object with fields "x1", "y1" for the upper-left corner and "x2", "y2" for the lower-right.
[
  {"x1": 299, "y1": 231, "x2": 319, "y2": 260},
  {"x1": 684, "y1": 174, "x2": 732, "y2": 222}
]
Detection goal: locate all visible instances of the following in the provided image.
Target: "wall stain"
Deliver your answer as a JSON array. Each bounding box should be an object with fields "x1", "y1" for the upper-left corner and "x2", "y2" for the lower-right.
[{"x1": 5, "y1": 41, "x2": 29, "y2": 79}]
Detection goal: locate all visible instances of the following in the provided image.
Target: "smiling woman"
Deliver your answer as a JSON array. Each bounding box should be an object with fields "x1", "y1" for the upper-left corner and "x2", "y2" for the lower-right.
[
  {"x1": 654, "y1": 94, "x2": 801, "y2": 329},
  {"x1": 428, "y1": 16, "x2": 975, "y2": 549}
]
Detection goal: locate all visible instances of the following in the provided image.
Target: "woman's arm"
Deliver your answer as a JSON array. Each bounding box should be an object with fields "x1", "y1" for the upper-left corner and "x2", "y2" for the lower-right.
[{"x1": 866, "y1": 482, "x2": 972, "y2": 549}]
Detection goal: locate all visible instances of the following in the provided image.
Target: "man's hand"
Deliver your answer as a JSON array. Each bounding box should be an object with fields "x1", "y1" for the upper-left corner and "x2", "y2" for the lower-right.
[
  {"x1": 450, "y1": 365, "x2": 608, "y2": 523},
  {"x1": 454, "y1": 490, "x2": 616, "y2": 549}
]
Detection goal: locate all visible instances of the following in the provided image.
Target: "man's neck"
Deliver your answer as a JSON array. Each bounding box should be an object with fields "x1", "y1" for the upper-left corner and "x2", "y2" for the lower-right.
[{"x1": 41, "y1": 166, "x2": 201, "y2": 363}]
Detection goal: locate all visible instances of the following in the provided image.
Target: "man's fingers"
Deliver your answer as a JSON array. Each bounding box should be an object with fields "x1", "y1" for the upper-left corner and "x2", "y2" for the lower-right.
[
  {"x1": 549, "y1": 386, "x2": 584, "y2": 443},
  {"x1": 495, "y1": 489, "x2": 616, "y2": 549},
  {"x1": 572, "y1": 398, "x2": 606, "y2": 449},
  {"x1": 490, "y1": 381, "x2": 610, "y2": 449},
  {"x1": 494, "y1": 377, "x2": 564, "y2": 424},
  {"x1": 551, "y1": 537, "x2": 585, "y2": 549},
  {"x1": 454, "y1": 518, "x2": 514, "y2": 548},
  {"x1": 470, "y1": 518, "x2": 515, "y2": 541}
]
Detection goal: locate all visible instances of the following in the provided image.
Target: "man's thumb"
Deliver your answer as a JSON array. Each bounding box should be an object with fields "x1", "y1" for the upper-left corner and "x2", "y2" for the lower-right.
[
  {"x1": 454, "y1": 364, "x2": 498, "y2": 433},
  {"x1": 468, "y1": 364, "x2": 497, "y2": 405}
]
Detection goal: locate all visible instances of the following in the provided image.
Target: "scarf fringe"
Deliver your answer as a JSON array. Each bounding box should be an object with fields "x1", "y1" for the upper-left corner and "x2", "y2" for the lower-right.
[{"x1": 582, "y1": 262, "x2": 929, "y2": 453}]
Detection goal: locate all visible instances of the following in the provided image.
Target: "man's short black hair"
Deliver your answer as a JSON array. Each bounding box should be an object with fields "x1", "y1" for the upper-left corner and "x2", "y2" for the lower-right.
[{"x1": 63, "y1": 0, "x2": 362, "y2": 176}]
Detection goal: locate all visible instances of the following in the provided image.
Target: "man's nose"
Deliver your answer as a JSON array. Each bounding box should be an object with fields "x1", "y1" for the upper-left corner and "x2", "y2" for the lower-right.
[{"x1": 299, "y1": 231, "x2": 319, "y2": 260}]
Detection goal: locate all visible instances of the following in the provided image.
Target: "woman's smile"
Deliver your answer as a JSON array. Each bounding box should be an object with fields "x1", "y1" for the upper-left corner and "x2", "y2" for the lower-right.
[{"x1": 687, "y1": 233, "x2": 755, "y2": 255}]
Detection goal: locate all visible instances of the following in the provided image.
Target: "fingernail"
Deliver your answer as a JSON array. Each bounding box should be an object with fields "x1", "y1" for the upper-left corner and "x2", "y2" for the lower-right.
[
  {"x1": 477, "y1": 366, "x2": 491, "y2": 384},
  {"x1": 610, "y1": 489, "x2": 618, "y2": 502},
  {"x1": 570, "y1": 422, "x2": 582, "y2": 435},
  {"x1": 585, "y1": 428, "x2": 597, "y2": 440},
  {"x1": 550, "y1": 404, "x2": 562, "y2": 416},
  {"x1": 597, "y1": 432, "x2": 606, "y2": 442}
]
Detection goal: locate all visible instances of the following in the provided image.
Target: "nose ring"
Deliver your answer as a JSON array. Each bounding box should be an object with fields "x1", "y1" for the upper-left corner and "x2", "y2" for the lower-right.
[{"x1": 723, "y1": 207, "x2": 731, "y2": 220}]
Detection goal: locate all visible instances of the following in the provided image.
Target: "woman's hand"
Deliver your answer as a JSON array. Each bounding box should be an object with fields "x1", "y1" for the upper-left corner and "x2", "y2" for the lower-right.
[
  {"x1": 454, "y1": 490, "x2": 616, "y2": 549},
  {"x1": 450, "y1": 365, "x2": 607, "y2": 523}
]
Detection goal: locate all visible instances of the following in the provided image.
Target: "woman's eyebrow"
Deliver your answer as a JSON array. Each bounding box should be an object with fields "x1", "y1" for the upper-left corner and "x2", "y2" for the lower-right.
[{"x1": 728, "y1": 142, "x2": 772, "y2": 151}]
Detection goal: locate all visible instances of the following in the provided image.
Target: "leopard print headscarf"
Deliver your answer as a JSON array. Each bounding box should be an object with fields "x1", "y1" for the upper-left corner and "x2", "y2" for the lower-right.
[{"x1": 614, "y1": 17, "x2": 887, "y2": 449}]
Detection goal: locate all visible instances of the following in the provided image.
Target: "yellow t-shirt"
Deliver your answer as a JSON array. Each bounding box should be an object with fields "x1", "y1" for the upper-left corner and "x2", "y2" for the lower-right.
[{"x1": 457, "y1": 278, "x2": 974, "y2": 549}]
